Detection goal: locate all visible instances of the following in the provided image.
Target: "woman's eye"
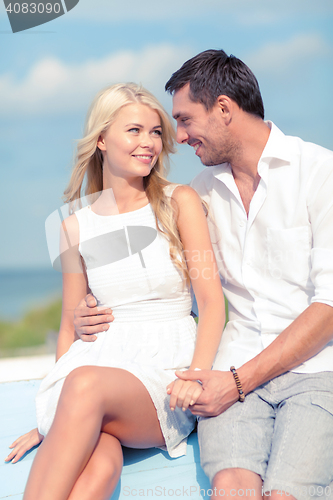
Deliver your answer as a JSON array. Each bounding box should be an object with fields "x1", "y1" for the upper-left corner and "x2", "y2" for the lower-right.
[
  {"x1": 128, "y1": 127, "x2": 139, "y2": 133},
  {"x1": 153, "y1": 129, "x2": 162, "y2": 136}
]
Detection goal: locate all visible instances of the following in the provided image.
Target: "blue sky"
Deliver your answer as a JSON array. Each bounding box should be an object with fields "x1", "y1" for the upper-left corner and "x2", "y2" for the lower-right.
[{"x1": 1, "y1": 0, "x2": 332, "y2": 270}]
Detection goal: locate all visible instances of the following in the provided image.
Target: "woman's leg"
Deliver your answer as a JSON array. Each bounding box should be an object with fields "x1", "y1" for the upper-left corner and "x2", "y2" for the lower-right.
[
  {"x1": 68, "y1": 432, "x2": 123, "y2": 500},
  {"x1": 23, "y1": 366, "x2": 165, "y2": 500}
]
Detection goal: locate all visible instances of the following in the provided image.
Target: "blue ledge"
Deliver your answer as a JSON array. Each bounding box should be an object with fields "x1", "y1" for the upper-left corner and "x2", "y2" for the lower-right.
[{"x1": 0, "y1": 380, "x2": 210, "y2": 499}]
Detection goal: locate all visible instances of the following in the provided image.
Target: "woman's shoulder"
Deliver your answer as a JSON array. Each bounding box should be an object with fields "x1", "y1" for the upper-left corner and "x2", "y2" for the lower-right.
[
  {"x1": 58, "y1": 213, "x2": 82, "y2": 272},
  {"x1": 163, "y1": 183, "x2": 180, "y2": 198},
  {"x1": 165, "y1": 184, "x2": 201, "y2": 205},
  {"x1": 62, "y1": 212, "x2": 79, "y2": 229},
  {"x1": 61, "y1": 212, "x2": 80, "y2": 244}
]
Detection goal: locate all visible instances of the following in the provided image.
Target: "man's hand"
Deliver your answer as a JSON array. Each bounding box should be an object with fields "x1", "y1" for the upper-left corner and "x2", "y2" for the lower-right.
[
  {"x1": 5, "y1": 428, "x2": 43, "y2": 464},
  {"x1": 175, "y1": 369, "x2": 240, "y2": 417},
  {"x1": 74, "y1": 294, "x2": 114, "y2": 342},
  {"x1": 167, "y1": 378, "x2": 203, "y2": 412}
]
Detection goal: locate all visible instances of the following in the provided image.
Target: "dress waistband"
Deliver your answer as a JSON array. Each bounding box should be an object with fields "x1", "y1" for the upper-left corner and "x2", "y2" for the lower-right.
[{"x1": 109, "y1": 298, "x2": 192, "y2": 323}]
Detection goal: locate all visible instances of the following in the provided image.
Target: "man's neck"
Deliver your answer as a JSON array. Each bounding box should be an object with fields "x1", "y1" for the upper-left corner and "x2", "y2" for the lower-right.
[{"x1": 230, "y1": 119, "x2": 270, "y2": 215}]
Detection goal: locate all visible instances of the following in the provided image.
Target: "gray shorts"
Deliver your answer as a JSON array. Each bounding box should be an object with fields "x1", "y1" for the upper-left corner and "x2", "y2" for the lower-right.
[{"x1": 198, "y1": 371, "x2": 333, "y2": 500}]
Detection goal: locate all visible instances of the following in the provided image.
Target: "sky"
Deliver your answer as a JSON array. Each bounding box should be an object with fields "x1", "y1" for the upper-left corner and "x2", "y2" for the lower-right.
[{"x1": 0, "y1": 0, "x2": 332, "y2": 270}]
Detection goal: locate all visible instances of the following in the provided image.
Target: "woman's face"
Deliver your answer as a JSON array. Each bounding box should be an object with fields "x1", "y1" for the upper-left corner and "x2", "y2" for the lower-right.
[{"x1": 97, "y1": 103, "x2": 163, "y2": 181}]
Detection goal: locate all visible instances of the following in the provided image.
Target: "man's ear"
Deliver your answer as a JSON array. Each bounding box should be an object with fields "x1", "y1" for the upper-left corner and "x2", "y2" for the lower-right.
[
  {"x1": 97, "y1": 135, "x2": 106, "y2": 151},
  {"x1": 217, "y1": 95, "x2": 233, "y2": 125}
]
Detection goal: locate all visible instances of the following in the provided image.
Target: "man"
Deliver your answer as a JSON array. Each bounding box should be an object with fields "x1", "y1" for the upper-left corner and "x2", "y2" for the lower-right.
[{"x1": 74, "y1": 50, "x2": 333, "y2": 499}]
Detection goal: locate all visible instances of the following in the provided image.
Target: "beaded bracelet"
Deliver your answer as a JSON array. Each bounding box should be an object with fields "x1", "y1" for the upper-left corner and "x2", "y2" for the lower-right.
[{"x1": 230, "y1": 366, "x2": 245, "y2": 402}]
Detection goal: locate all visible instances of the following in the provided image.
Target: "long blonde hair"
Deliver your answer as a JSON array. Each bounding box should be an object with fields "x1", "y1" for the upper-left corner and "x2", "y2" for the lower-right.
[{"x1": 64, "y1": 83, "x2": 189, "y2": 283}]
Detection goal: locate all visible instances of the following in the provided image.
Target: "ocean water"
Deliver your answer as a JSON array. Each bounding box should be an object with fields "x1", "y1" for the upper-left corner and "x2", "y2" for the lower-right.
[{"x1": 0, "y1": 268, "x2": 62, "y2": 321}]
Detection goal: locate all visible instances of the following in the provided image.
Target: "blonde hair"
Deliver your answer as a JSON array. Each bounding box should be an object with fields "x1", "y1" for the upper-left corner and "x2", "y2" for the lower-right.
[{"x1": 64, "y1": 82, "x2": 189, "y2": 283}]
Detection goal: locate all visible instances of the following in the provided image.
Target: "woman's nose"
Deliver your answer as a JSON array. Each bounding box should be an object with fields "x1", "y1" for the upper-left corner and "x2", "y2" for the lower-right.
[{"x1": 140, "y1": 133, "x2": 154, "y2": 148}]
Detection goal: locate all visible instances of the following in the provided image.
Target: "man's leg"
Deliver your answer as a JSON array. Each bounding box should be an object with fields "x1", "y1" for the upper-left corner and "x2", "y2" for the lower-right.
[
  {"x1": 198, "y1": 390, "x2": 276, "y2": 499},
  {"x1": 201, "y1": 371, "x2": 333, "y2": 500},
  {"x1": 212, "y1": 468, "x2": 262, "y2": 499},
  {"x1": 262, "y1": 372, "x2": 333, "y2": 500},
  {"x1": 211, "y1": 468, "x2": 296, "y2": 500}
]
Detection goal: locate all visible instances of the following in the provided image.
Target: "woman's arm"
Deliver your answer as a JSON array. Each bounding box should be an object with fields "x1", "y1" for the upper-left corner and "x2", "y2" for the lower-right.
[
  {"x1": 168, "y1": 186, "x2": 225, "y2": 410},
  {"x1": 56, "y1": 271, "x2": 89, "y2": 360},
  {"x1": 5, "y1": 215, "x2": 89, "y2": 463},
  {"x1": 56, "y1": 214, "x2": 90, "y2": 360}
]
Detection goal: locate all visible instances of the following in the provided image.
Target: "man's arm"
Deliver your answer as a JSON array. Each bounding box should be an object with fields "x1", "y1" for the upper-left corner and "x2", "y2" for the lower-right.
[
  {"x1": 73, "y1": 294, "x2": 114, "y2": 341},
  {"x1": 178, "y1": 302, "x2": 333, "y2": 416},
  {"x1": 180, "y1": 154, "x2": 333, "y2": 416}
]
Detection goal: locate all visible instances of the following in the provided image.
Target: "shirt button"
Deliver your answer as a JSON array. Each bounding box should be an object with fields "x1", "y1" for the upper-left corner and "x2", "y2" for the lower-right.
[{"x1": 239, "y1": 221, "x2": 245, "y2": 227}]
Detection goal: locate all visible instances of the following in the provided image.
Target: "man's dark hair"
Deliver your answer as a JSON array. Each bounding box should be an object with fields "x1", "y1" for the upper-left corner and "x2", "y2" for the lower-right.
[{"x1": 165, "y1": 49, "x2": 264, "y2": 119}]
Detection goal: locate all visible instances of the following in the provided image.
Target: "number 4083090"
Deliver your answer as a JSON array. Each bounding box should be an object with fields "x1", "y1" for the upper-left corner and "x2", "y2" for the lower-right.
[{"x1": 6, "y1": 3, "x2": 61, "y2": 14}]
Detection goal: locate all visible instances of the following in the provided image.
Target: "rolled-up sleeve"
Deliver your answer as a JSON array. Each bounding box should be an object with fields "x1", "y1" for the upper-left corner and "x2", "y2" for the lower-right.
[{"x1": 308, "y1": 159, "x2": 333, "y2": 307}]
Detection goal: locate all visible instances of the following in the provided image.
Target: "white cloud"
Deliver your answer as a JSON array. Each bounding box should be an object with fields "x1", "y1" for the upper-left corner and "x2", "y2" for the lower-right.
[
  {"x1": 246, "y1": 33, "x2": 332, "y2": 77},
  {"x1": 0, "y1": 44, "x2": 192, "y2": 116}
]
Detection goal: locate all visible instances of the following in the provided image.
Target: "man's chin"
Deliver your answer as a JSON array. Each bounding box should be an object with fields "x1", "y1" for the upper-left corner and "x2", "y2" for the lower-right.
[
  {"x1": 201, "y1": 158, "x2": 221, "y2": 167},
  {"x1": 196, "y1": 149, "x2": 226, "y2": 167}
]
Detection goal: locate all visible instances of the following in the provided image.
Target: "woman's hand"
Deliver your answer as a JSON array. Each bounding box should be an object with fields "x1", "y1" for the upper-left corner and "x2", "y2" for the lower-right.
[
  {"x1": 5, "y1": 428, "x2": 43, "y2": 464},
  {"x1": 167, "y1": 378, "x2": 203, "y2": 412}
]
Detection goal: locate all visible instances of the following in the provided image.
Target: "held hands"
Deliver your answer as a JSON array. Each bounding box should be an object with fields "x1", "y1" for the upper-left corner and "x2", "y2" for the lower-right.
[
  {"x1": 74, "y1": 294, "x2": 114, "y2": 342},
  {"x1": 174, "y1": 369, "x2": 240, "y2": 417},
  {"x1": 167, "y1": 378, "x2": 203, "y2": 412},
  {"x1": 5, "y1": 428, "x2": 43, "y2": 464}
]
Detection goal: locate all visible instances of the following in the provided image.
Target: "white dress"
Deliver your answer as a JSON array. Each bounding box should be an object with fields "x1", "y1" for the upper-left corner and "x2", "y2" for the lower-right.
[{"x1": 35, "y1": 186, "x2": 197, "y2": 457}]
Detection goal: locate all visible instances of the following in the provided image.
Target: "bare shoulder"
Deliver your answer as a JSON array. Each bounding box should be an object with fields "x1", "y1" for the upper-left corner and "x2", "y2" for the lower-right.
[
  {"x1": 59, "y1": 213, "x2": 83, "y2": 274},
  {"x1": 62, "y1": 213, "x2": 79, "y2": 231},
  {"x1": 61, "y1": 213, "x2": 80, "y2": 243},
  {"x1": 59, "y1": 213, "x2": 81, "y2": 262},
  {"x1": 171, "y1": 185, "x2": 207, "y2": 232},
  {"x1": 171, "y1": 185, "x2": 202, "y2": 207}
]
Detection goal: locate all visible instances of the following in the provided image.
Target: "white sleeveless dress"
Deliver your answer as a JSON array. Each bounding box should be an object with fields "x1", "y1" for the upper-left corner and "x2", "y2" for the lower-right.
[{"x1": 35, "y1": 185, "x2": 197, "y2": 457}]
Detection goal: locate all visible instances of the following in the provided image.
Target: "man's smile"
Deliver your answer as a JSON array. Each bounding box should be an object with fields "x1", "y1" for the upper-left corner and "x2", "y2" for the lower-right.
[{"x1": 189, "y1": 140, "x2": 202, "y2": 155}]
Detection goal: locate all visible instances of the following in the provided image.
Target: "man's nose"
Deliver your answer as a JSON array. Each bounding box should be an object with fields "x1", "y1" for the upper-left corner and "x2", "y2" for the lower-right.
[{"x1": 176, "y1": 126, "x2": 189, "y2": 145}]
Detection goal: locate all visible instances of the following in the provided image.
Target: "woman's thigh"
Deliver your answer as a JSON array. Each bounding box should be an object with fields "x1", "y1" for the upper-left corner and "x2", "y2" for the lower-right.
[{"x1": 65, "y1": 365, "x2": 165, "y2": 449}]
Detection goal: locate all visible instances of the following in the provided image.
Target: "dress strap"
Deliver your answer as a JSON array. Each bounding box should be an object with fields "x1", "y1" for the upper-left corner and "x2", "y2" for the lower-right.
[{"x1": 163, "y1": 183, "x2": 181, "y2": 198}]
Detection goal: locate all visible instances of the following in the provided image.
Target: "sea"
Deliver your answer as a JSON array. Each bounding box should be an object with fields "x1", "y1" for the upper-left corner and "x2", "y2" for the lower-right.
[{"x1": 0, "y1": 268, "x2": 63, "y2": 321}]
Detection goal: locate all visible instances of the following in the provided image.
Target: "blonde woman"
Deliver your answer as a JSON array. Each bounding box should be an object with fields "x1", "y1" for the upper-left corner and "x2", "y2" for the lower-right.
[{"x1": 7, "y1": 83, "x2": 225, "y2": 500}]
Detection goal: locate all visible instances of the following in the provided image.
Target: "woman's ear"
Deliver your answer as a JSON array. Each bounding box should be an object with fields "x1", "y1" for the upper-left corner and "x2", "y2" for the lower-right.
[{"x1": 97, "y1": 135, "x2": 106, "y2": 151}]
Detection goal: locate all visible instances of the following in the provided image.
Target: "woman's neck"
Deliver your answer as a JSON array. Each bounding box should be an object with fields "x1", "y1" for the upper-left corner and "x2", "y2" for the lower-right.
[{"x1": 101, "y1": 174, "x2": 148, "y2": 214}]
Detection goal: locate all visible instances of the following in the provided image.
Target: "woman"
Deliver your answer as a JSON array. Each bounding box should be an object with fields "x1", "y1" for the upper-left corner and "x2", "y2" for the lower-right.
[{"x1": 6, "y1": 83, "x2": 225, "y2": 500}]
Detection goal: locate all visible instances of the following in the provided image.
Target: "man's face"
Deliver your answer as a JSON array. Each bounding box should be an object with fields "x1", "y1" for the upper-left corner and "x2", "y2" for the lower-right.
[{"x1": 172, "y1": 84, "x2": 235, "y2": 166}]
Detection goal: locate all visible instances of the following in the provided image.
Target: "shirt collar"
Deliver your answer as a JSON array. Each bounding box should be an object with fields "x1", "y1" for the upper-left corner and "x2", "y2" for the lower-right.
[
  {"x1": 214, "y1": 120, "x2": 291, "y2": 184},
  {"x1": 260, "y1": 121, "x2": 291, "y2": 164}
]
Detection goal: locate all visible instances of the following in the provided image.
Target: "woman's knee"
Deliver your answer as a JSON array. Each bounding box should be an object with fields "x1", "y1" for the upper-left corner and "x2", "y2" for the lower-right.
[
  {"x1": 84, "y1": 453, "x2": 122, "y2": 496},
  {"x1": 100, "y1": 449, "x2": 123, "y2": 487},
  {"x1": 73, "y1": 436, "x2": 123, "y2": 498},
  {"x1": 61, "y1": 366, "x2": 103, "y2": 409}
]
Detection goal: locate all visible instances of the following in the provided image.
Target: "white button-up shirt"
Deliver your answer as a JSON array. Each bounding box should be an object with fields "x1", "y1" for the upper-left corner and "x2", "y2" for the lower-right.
[{"x1": 191, "y1": 122, "x2": 333, "y2": 373}]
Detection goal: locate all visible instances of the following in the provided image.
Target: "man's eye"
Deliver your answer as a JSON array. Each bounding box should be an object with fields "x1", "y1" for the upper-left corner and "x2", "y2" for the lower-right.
[{"x1": 181, "y1": 118, "x2": 189, "y2": 123}]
